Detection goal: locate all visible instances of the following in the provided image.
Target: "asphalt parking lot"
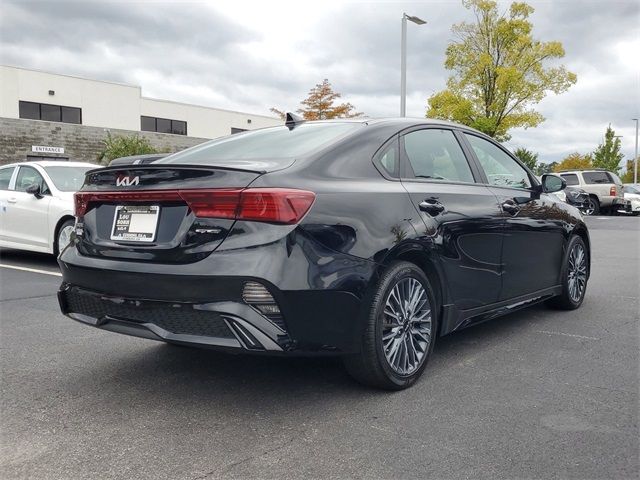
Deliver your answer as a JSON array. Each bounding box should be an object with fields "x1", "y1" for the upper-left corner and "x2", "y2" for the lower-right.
[{"x1": 1, "y1": 216, "x2": 638, "y2": 480}]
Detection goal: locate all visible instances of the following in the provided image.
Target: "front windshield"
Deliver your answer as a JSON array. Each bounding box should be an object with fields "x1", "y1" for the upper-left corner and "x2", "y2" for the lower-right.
[
  {"x1": 625, "y1": 185, "x2": 640, "y2": 194},
  {"x1": 44, "y1": 166, "x2": 94, "y2": 192},
  {"x1": 158, "y1": 122, "x2": 362, "y2": 166}
]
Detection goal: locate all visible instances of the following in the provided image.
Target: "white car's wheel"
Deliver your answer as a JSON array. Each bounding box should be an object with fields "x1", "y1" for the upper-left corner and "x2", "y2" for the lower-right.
[{"x1": 56, "y1": 220, "x2": 75, "y2": 255}]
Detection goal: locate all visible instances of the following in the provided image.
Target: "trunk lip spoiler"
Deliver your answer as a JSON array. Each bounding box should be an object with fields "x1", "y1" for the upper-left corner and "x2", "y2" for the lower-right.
[{"x1": 85, "y1": 159, "x2": 296, "y2": 176}]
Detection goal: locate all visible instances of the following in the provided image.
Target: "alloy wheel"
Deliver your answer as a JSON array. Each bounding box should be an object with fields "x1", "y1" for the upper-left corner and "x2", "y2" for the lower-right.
[
  {"x1": 382, "y1": 277, "x2": 432, "y2": 375},
  {"x1": 567, "y1": 244, "x2": 587, "y2": 303},
  {"x1": 58, "y1": 224, "x2": 74, "y2": 253},
  {"x1": 584, "y1": 199, "x2": 597, "y2": 216}
]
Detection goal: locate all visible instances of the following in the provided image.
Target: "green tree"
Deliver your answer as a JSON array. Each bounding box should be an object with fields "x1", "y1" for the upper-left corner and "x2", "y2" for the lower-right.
[
  {"x1": 620, "y1": 158, "x2": 638, "y2": 183},
  {"x1": 427, "y1": 0, "x2": 577, "y2": 141},
  {"x1": 271, "y1": 79, "x2": 363, "y2": 120},
  {"x1": 513, "y1": 147, "x2": 538, "y2": 171},
  {"x1": 592, "y1": 124, "x2": 624, "y2": 173},
  {"x1": 536, "y1": 161, "x2": 556, "y2": 175},
  {"x1": 553, "y1": 152, "x2": 593, "y2": 173},
  {"x1": 97, "y1": 132, "x2": 160, "y2": 165}
]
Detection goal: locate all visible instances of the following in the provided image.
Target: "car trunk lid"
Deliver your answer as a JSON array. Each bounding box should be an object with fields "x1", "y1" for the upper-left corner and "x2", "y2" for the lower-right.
[{"x1": 74, "y1": 165, "x2": 263, "y2": 263}]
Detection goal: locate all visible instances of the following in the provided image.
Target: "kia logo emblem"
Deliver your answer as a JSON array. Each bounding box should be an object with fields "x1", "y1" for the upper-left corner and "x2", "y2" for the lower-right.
[{"x1": 116, "y1": 176, "x2": 140, "y2": 187}]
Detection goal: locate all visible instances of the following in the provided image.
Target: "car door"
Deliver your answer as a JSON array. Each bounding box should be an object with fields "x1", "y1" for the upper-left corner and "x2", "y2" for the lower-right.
[
  {"x1": 462, "y1": 133, "x2": 565, "y2": 300},
  {"x1": 399, "y1": 127, "x2": 504, "y2": 311},
  {"x1": 4, "y1": 165, "x2": 53, "y2": 249}
]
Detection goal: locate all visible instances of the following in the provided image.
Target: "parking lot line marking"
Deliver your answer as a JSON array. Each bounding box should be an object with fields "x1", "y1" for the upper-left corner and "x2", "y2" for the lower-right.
[
  {"x1": 535, "y1": 330, "x2": 599, "y2": 340},
  {"x1": 0, "y1": 264, "x2": 62, "y2": 277}
]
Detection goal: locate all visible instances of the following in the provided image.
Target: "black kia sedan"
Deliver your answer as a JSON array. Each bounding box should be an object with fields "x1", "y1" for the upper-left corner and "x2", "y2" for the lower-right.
[{"x1": 58, "y1": 117, "x2": 590, "y2": 389}]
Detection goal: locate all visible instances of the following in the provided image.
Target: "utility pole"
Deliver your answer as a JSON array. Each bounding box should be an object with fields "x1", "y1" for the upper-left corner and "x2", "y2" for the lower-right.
[
  {"x1": 633, "y1": 118, "x2": 638, "y2": 184},
  {"x1": 400, "y1": 13, "x2": 426, "y2": 117}
]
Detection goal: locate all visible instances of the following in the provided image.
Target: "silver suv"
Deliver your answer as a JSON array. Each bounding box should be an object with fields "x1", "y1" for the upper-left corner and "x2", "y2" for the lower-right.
[{"x1": 558, "y1": 169, "x2": 629, "y2": 215}]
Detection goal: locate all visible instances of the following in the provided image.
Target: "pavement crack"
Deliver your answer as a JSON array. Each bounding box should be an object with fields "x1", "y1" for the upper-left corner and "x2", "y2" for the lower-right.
[{"x1": 1, "y1": 293, "x2": 57, "y2": 302}]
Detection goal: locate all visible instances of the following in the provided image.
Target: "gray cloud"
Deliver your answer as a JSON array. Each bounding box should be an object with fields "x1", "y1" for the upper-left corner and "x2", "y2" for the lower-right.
[{"x1": 1, "y1": 0, "x2": 638, "y2": 164}]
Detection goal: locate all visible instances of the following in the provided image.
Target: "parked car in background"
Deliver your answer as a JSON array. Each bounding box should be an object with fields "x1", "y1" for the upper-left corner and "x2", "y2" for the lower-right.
[
  {"x1": 0, "y1": 161, "x2": 99, "y2": 255},
  {"x1": 623, "y1": 184, "x2": 640, "y2": 215},
  {"x1": 58, "y1": 117, "x2": 590, "y2": 390},
  {"x1": 557, "y1": 169, "x2": 630, "y2": 215},
  {"x1": 108, "y1": 153, "x2": 168, "y2": 167},
  {"x1": 550, "y1": 186, "x2": 590, "y2": 213}
]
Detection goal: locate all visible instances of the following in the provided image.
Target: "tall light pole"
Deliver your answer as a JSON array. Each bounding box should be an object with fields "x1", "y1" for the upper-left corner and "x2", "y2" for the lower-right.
[
  {"x1": 633, "y1": 118, "x2": 639, "y2": 184},
  {"x1": 400, "y1": 13, "x2": 426, "y2": 117}
]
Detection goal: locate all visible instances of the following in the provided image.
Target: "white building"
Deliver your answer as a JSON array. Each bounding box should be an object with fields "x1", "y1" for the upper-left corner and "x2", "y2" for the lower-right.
[{"x1": 0, "y1": 65, "x2": 281, "y2": 164}]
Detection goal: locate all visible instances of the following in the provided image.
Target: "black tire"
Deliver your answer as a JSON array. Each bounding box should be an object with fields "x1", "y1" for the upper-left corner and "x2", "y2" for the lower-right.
[
  {"x1": 343, "y1": 261, "x2": 438, "y2": 390},
  {"x1": 584, "y1": 196, "x2": 599, "y2": 216},
  {"x1": 547, "y1": 236, "x2": 589, "y2": 310},
  {"x1": 54, "y1": 219, "x2": 75, "y2": 256}
]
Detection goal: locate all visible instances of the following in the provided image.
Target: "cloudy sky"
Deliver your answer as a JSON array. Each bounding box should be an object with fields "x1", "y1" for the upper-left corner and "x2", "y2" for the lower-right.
[{"x1": 1, "y1": 0, "x2": 639, "y2": 164}]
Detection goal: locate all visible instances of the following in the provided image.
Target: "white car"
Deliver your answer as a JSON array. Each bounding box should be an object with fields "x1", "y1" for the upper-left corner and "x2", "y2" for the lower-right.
[
  {"x1": 623, "y1": 184, "x2": 640, "y2": 215},
  {"x1": 0, "y1": 161, "x2": 99, "y2": 255}
]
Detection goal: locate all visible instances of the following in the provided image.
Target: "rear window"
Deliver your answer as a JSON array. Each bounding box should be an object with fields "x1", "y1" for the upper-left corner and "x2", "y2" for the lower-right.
[
  {"x1": 582, "y1": 171, "x2": 611, "y2": 184},
  {"x1": 44, "y1": 166, "x2": 95, "y2": 191},
  {"x1": 560, "y1": 173, "x2": 579, "y2": 186},
  {"x1": 159, "y1": 123, "x2": 362, "y2": 165}
]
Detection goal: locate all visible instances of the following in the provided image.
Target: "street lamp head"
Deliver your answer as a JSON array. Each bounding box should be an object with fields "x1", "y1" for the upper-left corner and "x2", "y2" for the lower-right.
[{"x1": 404, "y1": 13, "x2": 426, "y2": 25}]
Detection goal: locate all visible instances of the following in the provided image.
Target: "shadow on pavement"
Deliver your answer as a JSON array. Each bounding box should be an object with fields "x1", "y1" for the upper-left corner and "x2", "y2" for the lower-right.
[
  {"x1": 0, "y1": 248, "x2": 60, "y2": 270},
  {"x1": 62, "y1": 302, "x2": 549, "y2": 405}
]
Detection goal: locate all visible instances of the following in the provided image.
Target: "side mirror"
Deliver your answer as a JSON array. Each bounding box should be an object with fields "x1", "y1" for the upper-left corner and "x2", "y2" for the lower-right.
[
  {"x1": 541, "y1": 174, "x2": 566, "y2": 193},
  {"x1": 25, "y1": 183, "x2": 43, "y2": 198}
]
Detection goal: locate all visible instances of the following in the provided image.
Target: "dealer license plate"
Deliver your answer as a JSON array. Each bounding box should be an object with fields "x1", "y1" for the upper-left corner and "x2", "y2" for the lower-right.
[{"x1": 110, "y1": 205, "x2": 159, "y2": 242}]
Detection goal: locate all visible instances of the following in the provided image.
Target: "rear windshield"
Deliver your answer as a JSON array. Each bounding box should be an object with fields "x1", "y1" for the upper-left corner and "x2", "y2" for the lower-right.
[
  {"x1": 582, "y1": 171, "x2": 611, "y2": 184},
  {"x1": 158, "y1": 122, "x2": 362, "y2": 165},
  {"x1": 44, "y1": 166, "x2": 95, "y2": 191}
]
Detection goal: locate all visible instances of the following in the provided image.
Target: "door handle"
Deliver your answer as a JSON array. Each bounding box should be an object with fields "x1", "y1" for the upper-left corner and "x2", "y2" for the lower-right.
[
  {"x1": 7, "y1": 198, "x2": 17, "y2": 204},
  {"x1": 419, "y1": 199, "x2": 445, "y2": 215},
  {"x1": 501, "y1": 200, "x2": 519, "y2": 215}
]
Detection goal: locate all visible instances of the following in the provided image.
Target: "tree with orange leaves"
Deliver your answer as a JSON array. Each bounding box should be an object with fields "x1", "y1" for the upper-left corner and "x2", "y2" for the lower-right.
[{"x1": 271, "y1": 79, "x2": 363, "y2": 120}]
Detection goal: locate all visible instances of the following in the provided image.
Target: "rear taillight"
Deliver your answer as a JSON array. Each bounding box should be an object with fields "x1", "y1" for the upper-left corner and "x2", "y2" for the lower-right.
[
  {"x1": 74, "y1": 188, "x2": 315, "y2": 225},
  {"x1": 237, "y1": 188, "x2": 316, "y2": 224},
  {"x1": 179, "y1": 190, "x2": 241, "y2": 219},
  {"x1": 610, "y1": 186, "x2": 617, "y2": 196}
]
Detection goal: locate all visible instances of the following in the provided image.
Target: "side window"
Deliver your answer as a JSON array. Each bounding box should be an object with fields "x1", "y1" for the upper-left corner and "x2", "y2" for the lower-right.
[
  {"x1": 582, "y1": 171, "x2": 610, "y2": 184},
  {"x1": 402, "y1": 129, "x2": 474, "y2": 183},
  {"x1": 465, "y1": 134, "x2": 532, "y2": 189},
  {"x1": 15, "y1": 166, "x2": 51, "y2": 195},
  {"x1": 560, "y1": 174, "x2": 579, "y2": 186},
  {"x1": 0, "y1": 167, "x2": 15, "y2": 190},
  {"x1": 376, "y1": 141, "x2": 398, "y2": 177}
]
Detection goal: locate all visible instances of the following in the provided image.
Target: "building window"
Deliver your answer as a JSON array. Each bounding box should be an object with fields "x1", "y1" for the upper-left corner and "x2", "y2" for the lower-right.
[
  {"x1": 231, "y1": 127, "x2": 248, "y2": 134},
  {"x1": 141, "y1": 116, "x2": 187, "y2": 135},
  {"x1": 19, "y1": 101, "x2": 82, "y2": 125}
]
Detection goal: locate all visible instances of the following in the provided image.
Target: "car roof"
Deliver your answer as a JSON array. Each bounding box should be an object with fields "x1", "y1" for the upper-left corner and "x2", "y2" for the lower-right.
[{"x1": 1, "y1": 161, "x2": 99, "y2": 168}]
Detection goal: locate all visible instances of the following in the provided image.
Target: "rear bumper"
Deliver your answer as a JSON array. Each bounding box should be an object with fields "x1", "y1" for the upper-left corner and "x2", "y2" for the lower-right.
[
  {"x1": 58, "y1": 227, "x2": 376, "y2": 354},
  {"x1": 613, "y1": 198, "x2": 632, "y2": 213},
  {"x1": 57, "y1": 269, "x2": 365, "y2": 355},
  {"x1": 59, "y1": 284, "x2": 286, "y2": 352}
]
